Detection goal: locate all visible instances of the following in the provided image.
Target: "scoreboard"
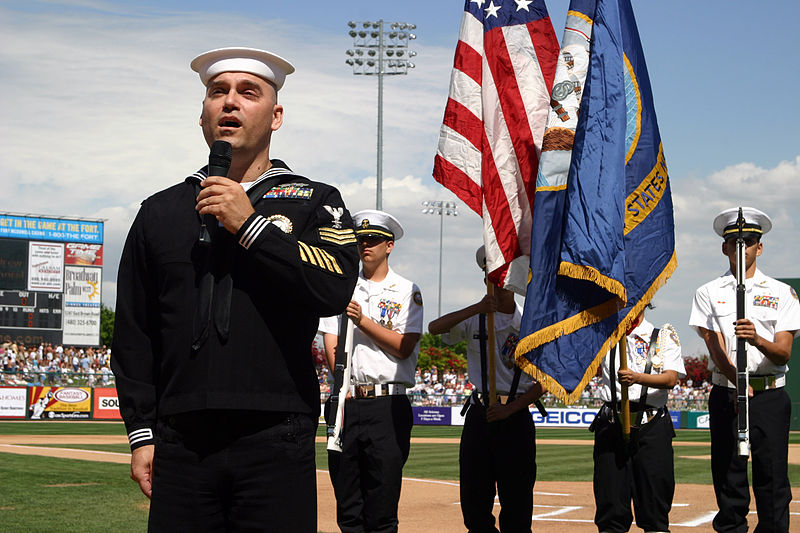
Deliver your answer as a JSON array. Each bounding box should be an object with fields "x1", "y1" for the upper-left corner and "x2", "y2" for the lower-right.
[
  {"x1": 0, "y1": 290, "x2": 62, "y2": 329},
  {"x1": 0, "y1": 214, "x2": 103, "y2": 346}
]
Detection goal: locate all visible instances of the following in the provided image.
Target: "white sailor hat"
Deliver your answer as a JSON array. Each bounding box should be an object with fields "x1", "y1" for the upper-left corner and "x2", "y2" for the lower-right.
[
  {"x1": 352, "y1": 209, "x2": 403, "y2": 241},
  {"x1": 713, "y1": 206, "x2": 772, "y2": 240},
  {"x1": 190, "y1": 47, "x2": 295, "y2": 90},
  {"x1": 475, "y1": 245, "x2": 487, "y2": 270}
]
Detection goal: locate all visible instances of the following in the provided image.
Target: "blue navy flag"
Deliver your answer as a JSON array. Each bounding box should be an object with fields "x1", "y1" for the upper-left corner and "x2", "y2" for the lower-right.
[{"x1": 514, "y1": 0, "x2": 676, "y2": 403}]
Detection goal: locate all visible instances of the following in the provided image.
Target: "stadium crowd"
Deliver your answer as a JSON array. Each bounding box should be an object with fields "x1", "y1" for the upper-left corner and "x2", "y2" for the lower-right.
[
  {"x1": 0, "y1": 342, "x2": 114, "y2": 388},
  {"x1": 317, "y1": 359, "x2": 712, "y2": 410},
  {"x1": 3, "y1": 338, "x2": 711, "y2": 410}
]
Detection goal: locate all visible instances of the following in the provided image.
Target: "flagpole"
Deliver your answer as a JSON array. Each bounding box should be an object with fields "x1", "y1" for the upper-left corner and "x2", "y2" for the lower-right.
[
  {"x1": 487, "y1": 283, "x2": 497, "y2": 406},
  {"x1": 619, "y1": 337, "x2": 631, "y2": 440}
]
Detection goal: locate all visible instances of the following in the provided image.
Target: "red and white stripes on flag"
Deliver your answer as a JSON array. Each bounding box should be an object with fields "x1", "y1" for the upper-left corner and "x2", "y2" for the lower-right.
[{"x1": 433, "y1": 0, "x2": 559, "y2": 294}]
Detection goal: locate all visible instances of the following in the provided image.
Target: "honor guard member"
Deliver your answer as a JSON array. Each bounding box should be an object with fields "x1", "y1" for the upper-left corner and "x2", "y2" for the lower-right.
[
  {"x1": 591, "y1": 306, "x2": 684, "y2": 533},
  {"x1": 689, "y1": 207, "x2": 800, "y2": 533},
  {"x1": 321, "y1": 209, "x2": 423, "y2": 533},
  {"x1": 111, "y1": 47, "x2": 359, "y2": 533},
  {"x1": 429, "y1": 245, "x2": 545, "y2": 533}
]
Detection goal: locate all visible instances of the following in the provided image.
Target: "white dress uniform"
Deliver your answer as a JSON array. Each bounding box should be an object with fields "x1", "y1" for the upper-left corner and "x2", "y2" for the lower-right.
[
  {"x1": 689, "y1": 268, "x2": 800, "y2": 387},
  {"x1": 599, "y1": 318, "x2": 685, "y2": 407},
  {"x1": 324, "y1": 209, "x2": 423, "y2": 533},
  {"x1": 318, "y1": 268, "x2": 423, "y2": 387},
  {"x1": 688, "y1": 206, "x2": 800, "y2": 533},
  {"x1": 349, "y1": 268, "x2": 423, "y2": 386},
  {"x1": 690, "y1": 268, "x2": 800, "y2": 533},
  {"x1": 593, "y1": 317, "x2": 684, "y2": 533}
]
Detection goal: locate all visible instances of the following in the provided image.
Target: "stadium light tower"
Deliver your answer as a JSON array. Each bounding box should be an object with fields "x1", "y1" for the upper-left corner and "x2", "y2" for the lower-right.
[
  {"x1": 347, "y1": 20, "x2": 417, "y2": 210},
  {"x1": 421, "y1": 200, "x2": 458, "y2": 318}
]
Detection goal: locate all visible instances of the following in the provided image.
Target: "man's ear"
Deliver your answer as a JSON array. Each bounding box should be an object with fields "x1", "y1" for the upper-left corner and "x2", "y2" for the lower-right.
[{"x1": 271, "y1": 105, "x2": 284, "y2": 132}]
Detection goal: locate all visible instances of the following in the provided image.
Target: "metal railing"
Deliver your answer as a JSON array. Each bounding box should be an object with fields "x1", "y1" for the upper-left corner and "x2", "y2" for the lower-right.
[
  {"x1": 2, "y1": 372, "x2": 710, "y2": 412},
  {"x1": 317, "y1": 390, "x2": 710, "y2": 411},
  {"x1": 1, "y1": 370, "x2": 115, "y2": 388}
]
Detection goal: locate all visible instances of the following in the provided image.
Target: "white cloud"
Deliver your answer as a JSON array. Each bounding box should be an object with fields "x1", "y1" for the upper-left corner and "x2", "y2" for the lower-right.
[
  {"x1": 2, "y1": 3, "x2": 798, "y2": 359},
  {"x1": 0, "y1": 4, "x2": 457, "y2": 313},
  {"x1": 652, "y1": 156, "x2": 800, "y2": 355},
  {"x1": 334, "y1": 174, "x2": 489, "y2": 320}
]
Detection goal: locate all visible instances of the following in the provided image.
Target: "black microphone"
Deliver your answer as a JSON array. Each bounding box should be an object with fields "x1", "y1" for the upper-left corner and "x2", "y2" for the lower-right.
[
  {"x1": 208, "y1": 140, "x2": 232, "y2": 177},
  {"x1": 199, "y1": 140, "x2": 233, "y2": 245}
]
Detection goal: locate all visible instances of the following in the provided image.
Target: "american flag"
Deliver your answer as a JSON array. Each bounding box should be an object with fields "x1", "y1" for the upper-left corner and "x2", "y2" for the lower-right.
[{"x1": 433, "y1": 0, "x2": 559, "y2": 293}]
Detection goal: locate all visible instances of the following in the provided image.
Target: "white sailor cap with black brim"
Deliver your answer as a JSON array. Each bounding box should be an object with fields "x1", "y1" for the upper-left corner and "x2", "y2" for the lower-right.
[
  {"x1": 713, "y1": 206, "x2": 772, "y2": 241},
  {"x1": 352, "y1": 209, "x2": 404, "y2": 241},
  {"x1": 190, "y1": 47, "x2": 295, "y2": 90}
]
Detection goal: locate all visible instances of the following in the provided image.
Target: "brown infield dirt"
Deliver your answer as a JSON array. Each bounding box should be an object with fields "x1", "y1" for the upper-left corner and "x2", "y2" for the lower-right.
[{"x1": 1, "y1": 435, "x2": 798, "y2": 532}]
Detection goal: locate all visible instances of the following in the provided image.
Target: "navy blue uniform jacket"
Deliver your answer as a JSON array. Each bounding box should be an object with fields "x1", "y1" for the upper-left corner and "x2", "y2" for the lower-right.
[{"x1": 112, "y1": 161, "x2": 359, "y2": 449}]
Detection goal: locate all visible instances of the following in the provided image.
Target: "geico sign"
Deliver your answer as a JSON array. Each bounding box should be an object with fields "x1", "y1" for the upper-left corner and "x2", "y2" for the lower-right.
[
  {"x1": 98, "y1": 397, "x2": 119, "y2": 409},
  {"x1": 532, "y1": 408, "x2": 599, "y2": 426}
]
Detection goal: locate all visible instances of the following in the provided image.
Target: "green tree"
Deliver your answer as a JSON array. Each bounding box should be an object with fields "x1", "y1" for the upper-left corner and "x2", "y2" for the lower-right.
[
  {"x1": 100, "y1": 303, "x2": 115, "y2": 347},
  {"x1": 420, "y1": 332, "x2": 466, "y2": 356},
  {"x1": 417, "y1": 333, "x2": 467, "y2": 373}
]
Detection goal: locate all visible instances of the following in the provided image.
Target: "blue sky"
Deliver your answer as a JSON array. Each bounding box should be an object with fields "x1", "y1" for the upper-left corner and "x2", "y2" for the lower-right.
[{"x1": 1, "y1": 0, "x2": 799, "y2": 356}]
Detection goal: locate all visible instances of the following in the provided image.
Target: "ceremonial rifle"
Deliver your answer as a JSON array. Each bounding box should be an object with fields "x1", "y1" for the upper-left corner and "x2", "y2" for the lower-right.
[
  {"x1": 327, "y1": 315, "x2": 355, "y2": 453},
  {"x1": 735, "y1": 207, "x2": 750, "y2": 457}
]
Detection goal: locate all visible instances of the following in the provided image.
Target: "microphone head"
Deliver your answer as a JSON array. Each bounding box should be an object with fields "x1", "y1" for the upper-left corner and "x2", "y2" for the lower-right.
[{"x1": 208, "y1": 140, "x2": 232, "y2": 177}]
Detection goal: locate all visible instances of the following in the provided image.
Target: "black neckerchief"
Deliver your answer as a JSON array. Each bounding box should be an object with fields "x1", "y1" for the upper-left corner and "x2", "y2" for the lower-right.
[{"x1": 191, "y1": 160, "x2": 294, "y2": 351}]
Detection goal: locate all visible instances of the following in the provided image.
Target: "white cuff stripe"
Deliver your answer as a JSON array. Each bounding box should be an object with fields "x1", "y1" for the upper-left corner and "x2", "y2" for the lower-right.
[
  {"x1": 239, "y1": 216, "x2": 269, "y2": 249},
  {"x1": 243, "y1": 217, "x2": 269, "y2": 249},
  {"x1": 128, "y1": 428, "x2": 153, "y2": 445}
]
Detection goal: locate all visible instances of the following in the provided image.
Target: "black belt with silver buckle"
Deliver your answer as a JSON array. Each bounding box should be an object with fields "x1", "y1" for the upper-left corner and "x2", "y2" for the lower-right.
[{"x1": 352, "y1": 383, "x2": 406, "y2": 399}]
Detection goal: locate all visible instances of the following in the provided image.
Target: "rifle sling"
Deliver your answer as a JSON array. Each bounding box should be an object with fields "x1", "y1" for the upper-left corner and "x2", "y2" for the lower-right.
[{"x1": 633, "y1": 328, "x2": 659, "y2": 427}]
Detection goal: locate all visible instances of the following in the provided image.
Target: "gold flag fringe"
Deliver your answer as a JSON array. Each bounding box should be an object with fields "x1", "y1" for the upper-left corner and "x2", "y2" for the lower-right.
[
  {"x1": 515, "y1": 250, "x2": 677, "y2": 404},
  {"x1": 558, "y1": 261, "x2": 627, "y2": 303}
]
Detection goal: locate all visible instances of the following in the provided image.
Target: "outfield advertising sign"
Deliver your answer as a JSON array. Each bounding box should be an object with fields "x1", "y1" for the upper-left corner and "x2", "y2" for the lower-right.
[
  {"x1": 686, "y1": 411, "x2": 710, "y2": 429},
  {"x1": 28, "y1": 386, "x2": 91, "y2": 419},
  {"x1": 532, "y1": 407, "x2": 599, "y2": 428},
  {"x1": 412, "y1": 406, "x2": 682, "y2": 428},
  {"x1": 0, "y1": 386, "x2": 28, "y2": 419},
  {"x1": 450, "y1": 406, "x2": 466, "y2": 426},
  {"x1": 412, "y1": 406, "x2": 451, "y2": 425},
  {"x1": 92, "y1": 387, "x2": 122, "y2": 419}
]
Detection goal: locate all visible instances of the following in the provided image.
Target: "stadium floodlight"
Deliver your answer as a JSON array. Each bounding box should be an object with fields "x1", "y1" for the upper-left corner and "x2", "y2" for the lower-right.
[
  {"x1": 420, "y1": 200, "x2": 459, "y2": 317},
  {"x1": 345, "y1": 19, "x2": 418, "y2": 210}
]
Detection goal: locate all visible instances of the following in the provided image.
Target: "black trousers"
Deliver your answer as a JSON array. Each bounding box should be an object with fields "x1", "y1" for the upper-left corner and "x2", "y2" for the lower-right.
[
  {"x1": 459, "y1": 404, "x2": 537, "y2": 533},
  {"x1": 328, "y1": 395, "x2": 413, "y2": 533},
  {"x1": 592, "y1": 407, "x2": 675, "y2": 533},
  {"x1": 148, "y1": 410, "x2": 317, "y2": 533},
  {"x1": 709, "y1": 385, "x2": 791, "y2": 533}
]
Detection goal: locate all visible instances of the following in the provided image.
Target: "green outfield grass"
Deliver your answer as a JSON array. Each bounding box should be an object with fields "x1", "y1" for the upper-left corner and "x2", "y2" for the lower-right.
[
  {"x1": 0, "y1": 453, "x2": 147, "y2": 532},
  {"x1": 0, "y1": 420, "x2": 125, "y2": 435},
  {"x1": 0, "y1": 421, "x2": 798, "y2": 532}
]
